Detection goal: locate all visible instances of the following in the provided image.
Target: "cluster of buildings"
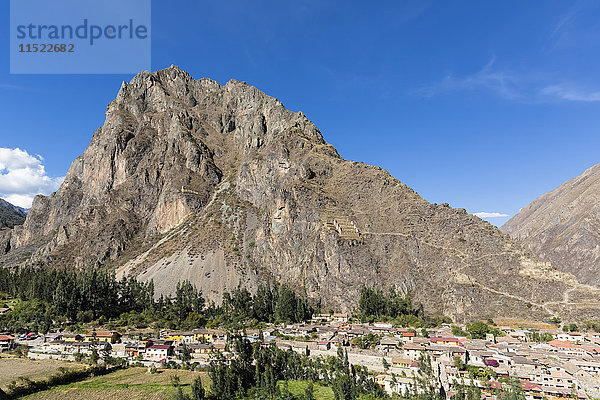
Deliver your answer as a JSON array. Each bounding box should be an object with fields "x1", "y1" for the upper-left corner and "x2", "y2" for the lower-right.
[
  {"x1": 358, "y1": 326, "x2": 600, "y2": 400},
  {"x1": 12, "y1": 319, "x2": 600, "y2": 399},
  {"x1": 27, "y1": 328, "x2": 228, "y2": 364}
]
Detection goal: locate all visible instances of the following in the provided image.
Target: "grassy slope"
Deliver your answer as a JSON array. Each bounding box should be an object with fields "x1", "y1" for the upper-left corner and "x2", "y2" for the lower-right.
[
  {"x1": 21, "y1": 367, "x2": 208, "y2": 400},
  {"x1": 283, "y1": 381, "x2": 335, "y2": 400},
  {"x1": 16, "y1": 367, "x2": 339, "y2": 400},
  {"x1": 16, "y1": 366, "x2": 383, "y2": 400}
]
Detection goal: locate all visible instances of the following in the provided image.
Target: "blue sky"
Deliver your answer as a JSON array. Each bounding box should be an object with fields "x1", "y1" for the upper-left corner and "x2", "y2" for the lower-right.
[{"x1": 1, "y1": 1, "x2": 600, "y2": 226}]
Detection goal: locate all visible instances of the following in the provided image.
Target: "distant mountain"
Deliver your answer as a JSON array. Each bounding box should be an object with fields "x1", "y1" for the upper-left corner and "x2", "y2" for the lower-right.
[
  {"x1": 1, "y1": 66, "x2": 599, "y2": 322},
  {"x1": 0, "y1": 198, "x2": 26, "y2": 229},
  {"x1": 503, "y1": 164, "x2": 600, "y2": 286}
]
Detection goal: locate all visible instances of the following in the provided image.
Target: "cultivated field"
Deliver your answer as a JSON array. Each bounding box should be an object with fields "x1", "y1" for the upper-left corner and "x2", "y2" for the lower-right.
[
  {"x1": 493, "y1": 318, "x2": 557, "y2": 330},
  {"x1": 0, "y1": 355, "x2": 86, "y2": 392},
  {"x1": 20, "y1": 367, "x2": 208, "y2": 400}
]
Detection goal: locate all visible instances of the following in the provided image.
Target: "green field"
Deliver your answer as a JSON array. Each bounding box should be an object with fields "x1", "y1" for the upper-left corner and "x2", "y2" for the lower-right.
[
  {"x1": 20, "y1": 367, "x2": 208, "y2": 400},
  {"x1": 11, "y1": 365, "x2": 340, "y2": 400},
  {"x1": 282, "y1": 381, "x2": 334, "y2": 400}
]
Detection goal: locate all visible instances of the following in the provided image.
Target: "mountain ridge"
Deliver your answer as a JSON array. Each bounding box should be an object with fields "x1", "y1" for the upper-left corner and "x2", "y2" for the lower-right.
[
  {"x1": 0, "y1": 198, "x2": 27, "y2": 230},
  {"x1": 1, "y1": 66, "x2": 599, "y2": 322},
  {"x1": 502, "y1": 162, "x2": 600, "y2": 286}
]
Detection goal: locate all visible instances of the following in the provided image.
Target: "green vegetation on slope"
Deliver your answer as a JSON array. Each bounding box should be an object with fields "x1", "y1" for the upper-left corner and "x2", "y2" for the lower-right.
[
  {"x1": 358, "y1": 286, "x2": 451, "y2": 327},
  {"x1": 19, "y1": 367, "x2": 207, "y2": 400},
  {"x1": 0, "y1": 267, "x2": 312, "y2": 333}
]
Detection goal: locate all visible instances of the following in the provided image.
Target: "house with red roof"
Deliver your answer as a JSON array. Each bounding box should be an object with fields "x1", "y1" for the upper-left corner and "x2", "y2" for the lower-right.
[
  {"x1": 546, "y1": 340, "x2": 588, "y2": 356},
  {"x1": 0, "y1": 334, "x2": 15, "y2": 351},
  {"x1": 399, "y1": 331, "x2": 416, "y2": 343},
  {"x1": 317, "y1": 341, "x2": 331, "y2": 351},
  {"x1": 520, "y1": 381, "x2": 544, "y2": 400}
]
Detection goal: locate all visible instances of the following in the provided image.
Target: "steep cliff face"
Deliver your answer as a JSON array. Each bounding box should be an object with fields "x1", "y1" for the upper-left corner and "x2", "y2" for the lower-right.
[
  {"x1": 2, "y1": 66, "x2": 599, "y2": 321},
  {"x1": 10, "y1": 72, "x2": 226, "y2": 267},
  {"x1": 503, "y1": 163, "x2": 600, "y2": 286}
]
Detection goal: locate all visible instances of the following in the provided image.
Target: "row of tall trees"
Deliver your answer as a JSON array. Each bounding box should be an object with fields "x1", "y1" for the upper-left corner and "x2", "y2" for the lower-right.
[
  {"x1": 0, "y1": 267, "x2": 154, "y2": 320},
  {"x1": 358, "y1": 286, "x2": 424, "y2": 321},
  {"x1": 0, "y1": 267, "x2": 313, "y2": 332},
  {"x1": 217, "y1": 282, "x2": 313, "y2": 325}
]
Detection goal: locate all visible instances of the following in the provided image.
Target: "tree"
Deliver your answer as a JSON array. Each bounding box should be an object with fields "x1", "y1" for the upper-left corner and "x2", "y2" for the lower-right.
[
  {"x1": 102, "y1": 342, "x2": 113, "y2": 364},
  {"x1": 502, "y1": 376, "x2": 526, "y2": 400},
  {"x1": 253, "y1": 282, "x2": 275, "y2": 322},
  {"x1": 74, "y1": 351, "x2": 85, "y2": 362},
  {"x1": 352, "y1": 333, "x2": 380, "y2": 349},
  {"x1": 382, "y1": 357, "x2": 390, "y2": 371},
  {"x1": 275, "y1": 284, "x2": 298, "y2": 322},
  {"x1": 453, "y1": 382, "x2": 481, "y2": 400},
  {"x1": 208, "y1": 334, "x2": 254, "y2": 399},
  {"x1": 331, "y1": 347, "x2": 357, "y2": 400},
  {"x1": 174, "y1": 384, "x2": 186, "y2": 400},
  {"x1": 453, "y1": 356, "x2": 465, "y2": 371},
  {"x1": 332, "y1": 373, "x2": 357, "y2": 400},
  {"x1": 173, "y1": 281, "x2": 205, "y2": 324},
  {"x1": 411, "y1": 352, "x2": 443, "y2": 400},
  {"x1": 358, "y1": 286, "x2": 385, "y2": 320},
  {"x1": 254, "y1": 345, "x2": 278, "y2": 399},
  {"x1": 191, "y1": 377, "x2": 205, "y2": 400},
  {"x1": 358, "y1": 285, "x2": 427, "y2": 324},
  {"x1": 178, "y1": 343, "x2": 192, "y2": 364},
  {"x1": 90, "y1": 348, "x2": 99, "y2": 364},
  {"x1": 466, "y1": 321, "x2": 490, "y2": 339},
  {"x1": 451, "y1": 325, "x2": 467, "y2": 337}
]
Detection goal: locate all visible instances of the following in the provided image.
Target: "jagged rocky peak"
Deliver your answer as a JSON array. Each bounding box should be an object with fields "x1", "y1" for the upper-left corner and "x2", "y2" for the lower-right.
[
  {"x1": 5, "y1": 66, "x2": 329, "y2": 266},
  {"x1": 2, "y1": 66, "x2": 600, "y2": 322},
  {"x1": 114, "y1": 65, "x2": 324, "y2": 149}
]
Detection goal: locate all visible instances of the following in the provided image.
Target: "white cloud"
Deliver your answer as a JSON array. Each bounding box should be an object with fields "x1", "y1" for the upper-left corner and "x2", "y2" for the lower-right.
[
  {"x1": 419, "y1": 57, "x2": 525, "y2": 100},
  {"x1": 0, "y1": 148, "x2": 64, "y2": 208},
  {"x1": 551, "y1": 9, "x2": 578, "y2": 38},
  {"x1": 539, "y1": 84, "x2": 600, "y2": 102},
  {"x1": 473, "y1": 212, "x2": 510, "y2": 218},
  {"x1": 420, "y1": 58, "x2": 600, "y2": 103}
]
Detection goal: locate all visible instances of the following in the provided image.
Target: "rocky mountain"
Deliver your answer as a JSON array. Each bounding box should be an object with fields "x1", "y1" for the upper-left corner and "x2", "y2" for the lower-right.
[
  {"x1": 1, "y1": 66, "x2": 599, "y2": 322},
  {"x1": 0, "y1": 198, "x2": 26, "y2": 229},
  {"x1": 502, "y1": 163, "x2": 600, "y2": 286}
]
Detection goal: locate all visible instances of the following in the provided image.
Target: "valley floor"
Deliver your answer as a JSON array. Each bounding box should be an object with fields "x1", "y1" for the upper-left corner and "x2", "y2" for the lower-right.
[
  {"x1": 0, "y1": 355, "x2": 87, "y2": 393},
  {"x1": 8, "y1": 363, "x2": 336, "y2": 400},
  {"x1": 16, "y1": 366, "x2": 207, "y2": 400}
]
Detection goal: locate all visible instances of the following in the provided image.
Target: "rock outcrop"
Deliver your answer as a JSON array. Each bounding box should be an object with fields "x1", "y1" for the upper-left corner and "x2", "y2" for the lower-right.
[
  {"x1": 503, "y1": 163, "x2": 600, "y2": 286},
  {"x1": 2, "y1": 66, "x2": 600, "y2": 322}
]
